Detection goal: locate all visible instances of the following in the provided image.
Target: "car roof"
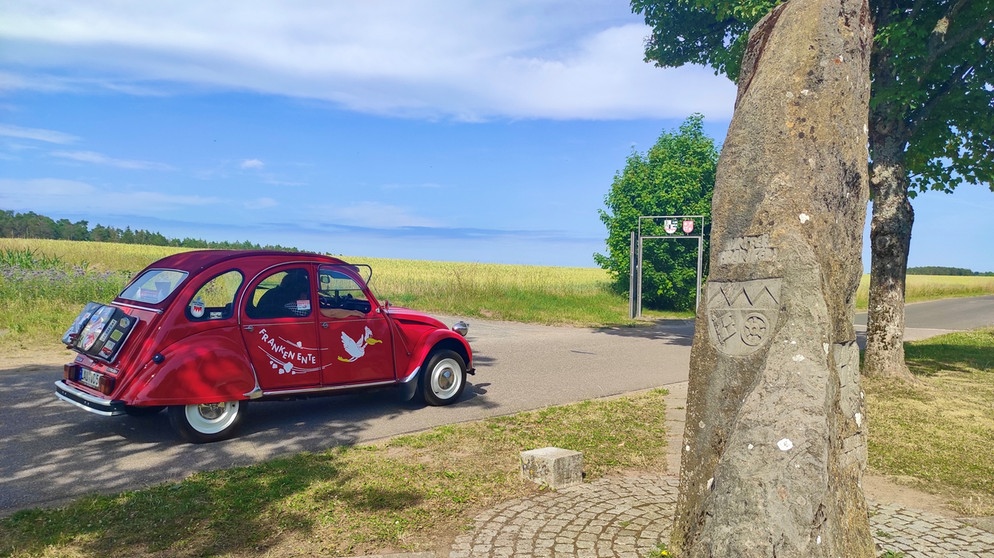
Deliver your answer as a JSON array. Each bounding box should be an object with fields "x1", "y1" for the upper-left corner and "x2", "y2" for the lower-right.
[{"x1": 145, "y1": 249, "x2": 347, "y2": 274}]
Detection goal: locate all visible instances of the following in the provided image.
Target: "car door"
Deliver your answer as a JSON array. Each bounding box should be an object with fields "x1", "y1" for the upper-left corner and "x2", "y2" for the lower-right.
[
  {"x1": 240, "y1": 265, "x2": 322, "y2": 390},
  {"x1": 316, "y1": 265, "x2": 394, "y2": 385}
]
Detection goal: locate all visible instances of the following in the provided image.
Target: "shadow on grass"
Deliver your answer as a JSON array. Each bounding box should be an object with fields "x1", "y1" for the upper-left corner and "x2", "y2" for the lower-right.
[
  {"x1": 905, "y1": 328, "x2": 994, "y2": 377},
  {"x1": 907, "y1": 344, "x2": 994, "y2": 377},
  {"x1": 1, "y1": 448, "x2": 427, "y2": 557}
]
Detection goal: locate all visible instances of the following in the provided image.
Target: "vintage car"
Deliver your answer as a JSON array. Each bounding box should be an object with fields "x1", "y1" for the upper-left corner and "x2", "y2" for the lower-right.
[{"x1": 55, "y1": 250, "x2": 474, "y2": 443}]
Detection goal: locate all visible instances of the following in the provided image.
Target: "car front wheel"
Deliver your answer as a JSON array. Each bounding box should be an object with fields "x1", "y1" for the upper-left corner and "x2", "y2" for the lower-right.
[
  {"x1": 168, "y1": 401, "x2": 246, "y2": 443},
  {"x1": 420, "y1": 350, "x2": 467, "y2": 406}
]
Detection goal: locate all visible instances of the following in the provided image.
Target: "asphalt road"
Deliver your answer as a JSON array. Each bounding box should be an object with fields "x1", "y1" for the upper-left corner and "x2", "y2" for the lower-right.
[{"x1": 2, "y1": 296, "x2": 992, "y2": 517}]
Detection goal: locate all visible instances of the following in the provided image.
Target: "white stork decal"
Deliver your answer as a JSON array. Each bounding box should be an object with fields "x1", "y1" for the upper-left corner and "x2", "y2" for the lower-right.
[{"x1": 338, "y1": 326, "x2": 382, "y2": 362}]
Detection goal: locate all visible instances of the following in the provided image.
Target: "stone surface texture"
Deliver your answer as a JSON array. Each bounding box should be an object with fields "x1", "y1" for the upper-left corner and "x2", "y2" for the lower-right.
[
  {"x1": 520, "y1": 447, "x2": 584, "y2": 489},
  {"x1": 670, "y1": 0, "x2": 875, "y2": 556}
]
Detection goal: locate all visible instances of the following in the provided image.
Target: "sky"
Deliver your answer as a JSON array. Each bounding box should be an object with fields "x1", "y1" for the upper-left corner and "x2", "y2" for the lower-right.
[{"x1": 1, "y1": 1, "x2": 992, "y2": 271}]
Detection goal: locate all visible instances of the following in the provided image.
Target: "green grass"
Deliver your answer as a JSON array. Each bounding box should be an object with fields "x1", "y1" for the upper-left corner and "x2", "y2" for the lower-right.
[
  {"x1": 0, "y1": 389, "x2": 670, "y2": 558},
  {"x1": 866, "y1": 327, "x2": 994, "y2": 515}
]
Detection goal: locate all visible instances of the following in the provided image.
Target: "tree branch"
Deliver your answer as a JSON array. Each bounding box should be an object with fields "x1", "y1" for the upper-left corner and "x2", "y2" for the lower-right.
[
  {"x1": 908, "y1": 60, "x2": 974, "y2": 130},
  {"x1": 921, "y1": 2, "x2": 987, "y2": 81}
]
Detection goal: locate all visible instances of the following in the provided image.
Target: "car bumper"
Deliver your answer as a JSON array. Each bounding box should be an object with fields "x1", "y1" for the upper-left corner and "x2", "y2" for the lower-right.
[{"x1": 54, "y1": 380, "x2": 127, "y2": 416}]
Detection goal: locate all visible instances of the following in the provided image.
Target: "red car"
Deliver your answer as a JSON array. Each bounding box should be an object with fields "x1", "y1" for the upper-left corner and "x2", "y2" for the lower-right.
[{"x1": 55, "y1": 250, "x2": 474, "y2": 443}]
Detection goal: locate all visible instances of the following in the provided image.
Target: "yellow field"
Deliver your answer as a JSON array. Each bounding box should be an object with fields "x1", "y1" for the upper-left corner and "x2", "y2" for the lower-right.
[
  {"x1": 3, "y1": 238, "x2": 994, "y2": 354},
  {"x1": 0, "y1": 238, "x2": 187, "y2": 272},
  {"x1": 855, "y1": 273, "x2": 994, "y2": 307}
]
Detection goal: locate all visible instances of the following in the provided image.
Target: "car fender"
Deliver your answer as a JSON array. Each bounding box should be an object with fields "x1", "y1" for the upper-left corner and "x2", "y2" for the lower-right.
[
  {"x1": 402, "y1": 329, "x2": 473, "y2": 382},
  {"x1": 120, "y1": 328, "x2": 257, "y2": 406}
]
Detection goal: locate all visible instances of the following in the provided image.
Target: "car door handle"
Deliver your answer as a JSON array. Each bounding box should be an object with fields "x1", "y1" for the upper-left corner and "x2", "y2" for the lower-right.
[{"x1": 321, "y1": 322, "x2": 329, "y2": 329}]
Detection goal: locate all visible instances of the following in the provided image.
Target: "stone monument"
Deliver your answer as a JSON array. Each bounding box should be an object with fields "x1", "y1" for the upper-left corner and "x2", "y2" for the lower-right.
[{"x1": 670, "y1": 0, "x2": 874, "y2": 556}]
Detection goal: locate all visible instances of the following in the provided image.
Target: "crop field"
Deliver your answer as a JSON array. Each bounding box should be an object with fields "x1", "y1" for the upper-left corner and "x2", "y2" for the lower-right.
[{"x1": 3, "y1": 237, "x2": 994, "y2": 354}]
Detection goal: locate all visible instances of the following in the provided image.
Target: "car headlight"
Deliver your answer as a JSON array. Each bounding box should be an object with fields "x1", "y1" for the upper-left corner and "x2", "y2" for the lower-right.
[{"x1": 452, "y1": 321, "x2": 469, "y2": 337}]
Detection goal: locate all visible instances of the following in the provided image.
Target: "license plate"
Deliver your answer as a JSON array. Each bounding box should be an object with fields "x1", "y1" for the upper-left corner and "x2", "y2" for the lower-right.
[{"x1": 79, "y1": 368, "x2": 102, "y2": 390}]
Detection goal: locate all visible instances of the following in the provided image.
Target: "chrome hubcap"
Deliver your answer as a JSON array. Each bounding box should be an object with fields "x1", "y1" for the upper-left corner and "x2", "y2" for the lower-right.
[{"x1": 198, "y1": 403, "x2": 226, "y2": 420}]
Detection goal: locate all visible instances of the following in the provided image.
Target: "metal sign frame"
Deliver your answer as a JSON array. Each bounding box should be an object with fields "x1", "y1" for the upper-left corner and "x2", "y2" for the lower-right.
[{"x1": 631, "y1": 215, "x2": 706, "y2": 318}]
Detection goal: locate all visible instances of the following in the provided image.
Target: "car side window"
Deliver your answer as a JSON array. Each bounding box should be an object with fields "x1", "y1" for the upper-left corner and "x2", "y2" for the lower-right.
[
  {"x1": 247, "y1": 268, "x2": 312, "y2": 319},
  {"x1": 318, "y1": 268, "x2": 372, "y2": 318},
  {"x1": 187, "y1": 270, "x2": 243, "y2": 321}
]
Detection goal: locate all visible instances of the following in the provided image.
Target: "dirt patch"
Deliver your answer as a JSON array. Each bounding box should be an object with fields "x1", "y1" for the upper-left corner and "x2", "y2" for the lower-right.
[
  {"x1": 0, "y1": 346, "x2": 73, "y2": 373},
  {"x1": 862, "y1": 473, "x2": 959, "y2": 516}
]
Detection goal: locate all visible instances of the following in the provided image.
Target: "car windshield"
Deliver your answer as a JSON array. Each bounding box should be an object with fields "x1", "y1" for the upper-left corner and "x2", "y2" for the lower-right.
[{"x1": 118, "y1": 269, "x2": 189, "y2": 304}]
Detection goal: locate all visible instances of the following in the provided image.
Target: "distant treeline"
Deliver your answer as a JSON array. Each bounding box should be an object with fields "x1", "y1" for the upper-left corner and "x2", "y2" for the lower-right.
[
  {"x1": 907, "y1": 266, "x2": 994, "y2": 276},
  {"x1": 0, "y1": 210, "x2": 295, "y2": 251}
]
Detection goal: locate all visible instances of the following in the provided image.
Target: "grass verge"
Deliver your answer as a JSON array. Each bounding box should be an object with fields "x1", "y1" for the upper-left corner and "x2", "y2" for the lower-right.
[
  {"x1": 0, "y1": 390, "x2": 669, "y2": 558},
  {"x1": 866, "y1": 327, "x2": 994, "y2": 515}
]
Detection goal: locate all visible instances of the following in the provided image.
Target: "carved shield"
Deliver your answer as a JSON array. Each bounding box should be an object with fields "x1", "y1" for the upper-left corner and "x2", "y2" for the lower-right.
[{"x1": 706, "y1": 278, "x2": 782, "y2": 357}]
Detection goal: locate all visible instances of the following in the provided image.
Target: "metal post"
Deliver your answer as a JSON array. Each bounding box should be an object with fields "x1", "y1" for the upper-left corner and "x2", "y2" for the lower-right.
[
  {"x1": 635, "y1": 214, "x2": 707, "y2": 317},
  {"x1": 637, "y1": 236, "x2": 644, "y2": 318},
  {"x1": 696, "y1": 233, "x2": 703, "y2": 312},
  {"x1": 629, "y1": 231, "x2": 637, "y2": 319}
]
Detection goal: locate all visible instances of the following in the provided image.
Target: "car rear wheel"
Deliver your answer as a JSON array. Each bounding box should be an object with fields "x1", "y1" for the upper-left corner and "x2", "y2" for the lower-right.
[
  {"x1": 168, "y1": 401, "x2": 246, "y2": 443},
  {"x1": 420, "y1": 350, "x2": 467, "y2": 406}
]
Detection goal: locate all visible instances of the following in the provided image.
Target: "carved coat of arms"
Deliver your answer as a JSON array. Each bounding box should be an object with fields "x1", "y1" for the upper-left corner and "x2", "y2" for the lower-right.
[{"x1": 706, "y1": 278, "x2": 782, "y2": 356}]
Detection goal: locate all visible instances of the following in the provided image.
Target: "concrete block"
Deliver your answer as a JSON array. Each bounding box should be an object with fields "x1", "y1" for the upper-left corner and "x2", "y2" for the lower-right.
[{"x1": 520, "y1": 447, "x2": 583, "y2": 489}]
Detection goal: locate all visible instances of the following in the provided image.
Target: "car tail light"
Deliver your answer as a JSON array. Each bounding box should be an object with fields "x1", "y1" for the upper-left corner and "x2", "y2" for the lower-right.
[{"x1": 96, "y1": 375, "x2": 116, "y2": 395}]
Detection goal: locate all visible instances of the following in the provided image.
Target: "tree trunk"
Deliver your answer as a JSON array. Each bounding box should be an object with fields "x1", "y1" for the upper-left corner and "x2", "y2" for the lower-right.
[
  {"x1": 669, "y1": 0, "x2": 874, "y2": 556},
  {"x1": 864, "y1": 115, "x2": 917, "y2": 381}
]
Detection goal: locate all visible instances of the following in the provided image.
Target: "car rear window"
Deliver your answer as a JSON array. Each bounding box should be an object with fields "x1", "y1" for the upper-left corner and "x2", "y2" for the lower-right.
[{"x1": 119, "y1": 269, "x2": 189, "y2": 304}]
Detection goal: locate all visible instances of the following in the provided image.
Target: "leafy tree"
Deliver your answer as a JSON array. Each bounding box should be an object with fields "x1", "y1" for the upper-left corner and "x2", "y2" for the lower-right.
[
  {"x1": 54, "y1": 218, "x2": 90, "y2": 240},
  {"x1": 0, "y1": 209, "x2": 290, "y2": 251},
  {"x1": 596, "y1": 114, "x2": 718, "y2": 311},
  {"x1": 632, "y1": 0, "x2": 994, "y2": 379}
]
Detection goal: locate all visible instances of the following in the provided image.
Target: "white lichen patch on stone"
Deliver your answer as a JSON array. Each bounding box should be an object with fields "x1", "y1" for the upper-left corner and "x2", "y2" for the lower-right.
[
  {"x1": 777, "y1": 438, "x2": 794, "y2": 451},
  {"x1": 854, "y1": 412, "x2": 863, "y2": 427},
  {"x1": 748, "y1": 443, "x2": 754, "y2": 450},
  {"x1": 706, "y1": 477, "x2": 714, "y2": 491},
  {"x1": 823, "y1": 343, "x2": 830, "y2": 354},
  {"x1": 799, "y1": 213, "x2": 811, "y2": 224},
  {"x1": 792, "y1": 354, "x2": 805, "y2": 362},
  {"x1": 699, "y1": 421, "x2": 705, "y2": 429}
]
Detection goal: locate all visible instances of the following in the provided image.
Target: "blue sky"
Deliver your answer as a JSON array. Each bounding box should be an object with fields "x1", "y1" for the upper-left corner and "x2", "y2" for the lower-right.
[{"x1": 1, "y1": 1, "x2": 991, "y2": 271}]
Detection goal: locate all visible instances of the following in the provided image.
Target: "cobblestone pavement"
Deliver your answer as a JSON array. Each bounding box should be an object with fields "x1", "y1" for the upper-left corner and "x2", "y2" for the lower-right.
[
  {"x1": 354, "y1": 473, "x2": 994, "y2": 558},
  {"x1": 445, "y1": 474, "x2": 994, "y2": 558}
]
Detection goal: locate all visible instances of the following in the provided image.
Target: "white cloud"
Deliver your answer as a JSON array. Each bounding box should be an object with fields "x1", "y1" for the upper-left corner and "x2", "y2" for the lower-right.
[
  {"x1": 0, "y1": 178, "x2": 218, "y2": 214},
  {"x1": 240, "y1": 158, "x2": 264, "y2": 170},
  {"x1": 51, "y1": 150, "x2": 174, "y2": 170},
  {"x1": 0, "y1": 0, "x2": 736, "y2": 121},
  {"x1": 0, "y1": 123, "x2": 78, "y2": 144}
]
